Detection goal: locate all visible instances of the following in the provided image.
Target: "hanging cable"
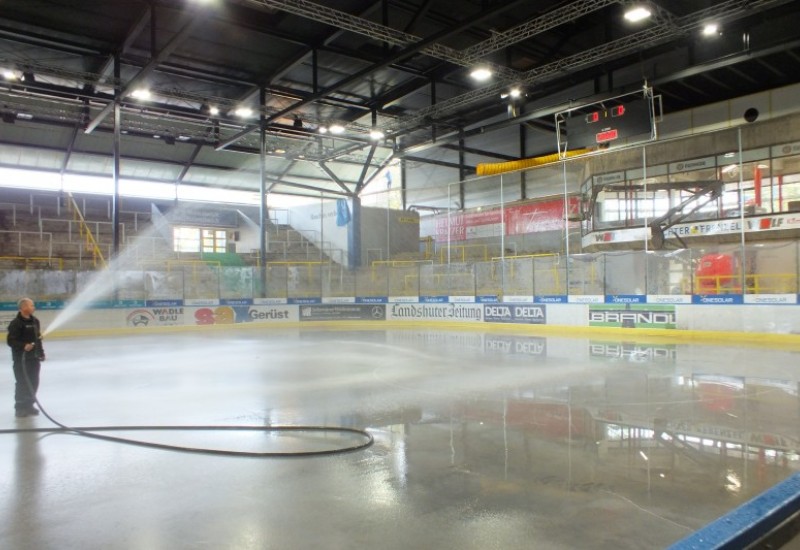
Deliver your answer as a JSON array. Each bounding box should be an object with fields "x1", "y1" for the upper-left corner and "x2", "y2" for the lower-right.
[{"x1": 2, "y1": 353, "x2": 373, "y2": 458}]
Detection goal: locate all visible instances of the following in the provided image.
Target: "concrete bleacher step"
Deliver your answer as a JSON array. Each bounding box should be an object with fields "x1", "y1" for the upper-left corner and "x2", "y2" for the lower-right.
[{"x1": 2, "y1": 195, "x2": 265, "y2": 271}]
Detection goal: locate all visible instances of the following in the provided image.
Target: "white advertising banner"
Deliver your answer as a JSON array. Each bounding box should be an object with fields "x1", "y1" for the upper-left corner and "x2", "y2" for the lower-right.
[
  {"x1": 386, "y1": 303, "x2": 484, "y2": 322},
  {"x1": 585, "y1": 212, "x2": 800, "y2": 247}
]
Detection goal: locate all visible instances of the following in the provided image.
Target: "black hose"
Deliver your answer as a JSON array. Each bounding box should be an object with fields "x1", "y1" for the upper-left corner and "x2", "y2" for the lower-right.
[{"x1": 6, "y1": 352, "x2": 373, "y2": 458}]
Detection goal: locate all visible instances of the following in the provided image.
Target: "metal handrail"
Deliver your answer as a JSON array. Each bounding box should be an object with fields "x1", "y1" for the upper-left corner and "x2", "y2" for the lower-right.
[
  {"x1": 67, "y1": 192, "x2": 107, "y2": 269},
  {"x1": 0, "y1": 229, "x2": 54, "y2": 258},
  {"x1": 0, "y1": 256, "x2": 63, "y2": 270}
]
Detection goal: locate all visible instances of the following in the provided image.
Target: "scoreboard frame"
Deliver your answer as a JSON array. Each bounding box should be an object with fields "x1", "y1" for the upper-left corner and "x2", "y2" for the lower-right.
[{"x1": 556, "y1": 87, "x2": 657, "y2": 155}]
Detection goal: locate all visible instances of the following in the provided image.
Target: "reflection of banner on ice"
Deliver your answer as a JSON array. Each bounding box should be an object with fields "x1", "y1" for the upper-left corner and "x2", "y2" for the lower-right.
[
  {"x1": 589, "y1": 341, "x2": 677, "y2": 362},
  {"x1": 484, "y1": 335, "x2": 547, "y2": 356},
  {"x1": 588, "y1": 304, "x2": 676, "y2": 329}
]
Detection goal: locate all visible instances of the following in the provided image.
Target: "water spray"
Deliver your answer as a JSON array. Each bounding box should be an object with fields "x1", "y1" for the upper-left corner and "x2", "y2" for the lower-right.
[{"x1": 12, "y1": 204, "x2": 374, "y2": 456}]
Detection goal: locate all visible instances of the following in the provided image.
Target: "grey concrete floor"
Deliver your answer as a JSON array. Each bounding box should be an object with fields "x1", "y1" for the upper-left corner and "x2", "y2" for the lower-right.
[{"x1": 2, "y1": 327, "x2": 800, "y2": 549}]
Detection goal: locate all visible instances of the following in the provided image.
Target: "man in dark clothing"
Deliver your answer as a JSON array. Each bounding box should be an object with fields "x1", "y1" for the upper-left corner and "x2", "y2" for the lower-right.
[{"x1": 7, "y1": 297, "x2": 46, "y2": 418}]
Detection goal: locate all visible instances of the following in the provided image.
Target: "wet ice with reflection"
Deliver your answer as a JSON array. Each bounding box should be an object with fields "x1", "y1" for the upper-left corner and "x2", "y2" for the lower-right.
[{"x1": 6, "y1": 327, "x2": 799, "y2": 549}]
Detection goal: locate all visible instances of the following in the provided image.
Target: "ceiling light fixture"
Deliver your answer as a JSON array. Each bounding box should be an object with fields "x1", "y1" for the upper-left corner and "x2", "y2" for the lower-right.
[
  {"x1": 131, "y1": 88, "x2": 151, "y2": 100},
  {"x1": 624, "y1": 6, "x2": 651, "y2": 22},
  {"x1": 200, "y1": 103, "x2": 220, "y2": 117},
  {"x1": 469, "y1": 67, "x2": 492, "y2": 82},
  {"x1": 2, "y1": 70, "x2": 17, "y2": 80},
  {"x1": 369, "y1": 129, "x2": 385, "y2": 140},
  {"x1": 722, "y1": 164, "x2": 738, "y2": 174},
  {"x1": 509, "y1": 87, "x2": 522, "y2": 99},
  {"x1": 234, "y1": 107, "x2": 253, "y2": 118},
  {"x1": 318, "y1": 126, "x2": 328, "y2": 134},
  {"x1": 328, "y1": 124, "x2": 345, "y2": 135},
  {"x1": 702, "y1": 23, "x2": 719, "y2": 36}
]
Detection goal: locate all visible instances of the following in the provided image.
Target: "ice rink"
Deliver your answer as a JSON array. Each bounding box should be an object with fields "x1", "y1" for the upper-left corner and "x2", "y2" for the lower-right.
[{"x1": 2, "y1": 327, "x2": 800, "y2": 549}]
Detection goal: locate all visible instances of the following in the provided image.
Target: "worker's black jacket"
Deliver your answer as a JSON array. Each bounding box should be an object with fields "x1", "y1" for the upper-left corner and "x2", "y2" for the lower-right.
[{"x1": 7, "y1": 312, "x2": 45, "y2": 362}]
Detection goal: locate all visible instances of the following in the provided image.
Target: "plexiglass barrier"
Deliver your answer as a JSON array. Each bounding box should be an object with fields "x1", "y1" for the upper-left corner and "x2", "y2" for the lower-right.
[
  {"x1": 1, "y1": 241, "x2": 798, "y2": 302},
  {"x1": 3, "y1": 113, "x2": 800, "y2": 303}
]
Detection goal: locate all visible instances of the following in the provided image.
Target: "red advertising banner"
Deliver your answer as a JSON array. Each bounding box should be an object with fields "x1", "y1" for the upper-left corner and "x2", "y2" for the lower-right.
[{"x1": 434, "y1": 197, "x2": 579, "y2": 241}]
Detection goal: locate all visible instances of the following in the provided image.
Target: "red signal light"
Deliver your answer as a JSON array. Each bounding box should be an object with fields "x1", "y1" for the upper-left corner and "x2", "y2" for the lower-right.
[
  {"x1": 611, "y1": 105, "x2": 625, "y2": 117},
  {"x1": 596, "y1": 129, "x2": 619, "y2": 143}
]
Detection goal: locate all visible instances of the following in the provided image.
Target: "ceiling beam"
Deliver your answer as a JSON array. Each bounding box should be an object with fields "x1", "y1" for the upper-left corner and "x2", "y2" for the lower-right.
[
  {"x1": 85, "y1": 8, "x2": 205, "y2": 134},
  {"x1": 269, "y1": 179, "x2": 352, "y2": 197},
  {"x1": 60, "y1": 124, "x2": 81, "y2": 176},
  {"x1": 358, "y1": 152, "x2": 396, "y2": 193},
  {"x1": 404, "y1": 0, "x2": 434, "y2": 33},
  {"x1": 393, "y1": 0, "x2": 796, "y2": 133},
  {"x1": 94, "y1": 5, "x2": 152, "y2": 85},
  {"x1": 403, "y1": 155, "x2": 475, "y2": 171},
  {"x1": 440, "y1": 144, "x2": 518, "y2": 161},
  {"x1": 318, "y1": 162, "x2": 355, "y2": 195},
  {"x1": 652, "y1": 38, "x2": 800, "y2": 86},
  {"x1": 399, "y1": 14, "x2": 800, "y2": 156},
  {"x1": 355, "y1": 143, "x2": 377, "y2": 193},
  {"x1": 216, "y1": 0, "x2": 527, "y2": 150},
  {"x1": 0, "y1": 26, "x2": 103, "y2": 56}
]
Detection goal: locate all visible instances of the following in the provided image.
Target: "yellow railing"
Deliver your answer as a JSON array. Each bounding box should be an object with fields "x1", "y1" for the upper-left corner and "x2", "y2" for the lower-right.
[
  {"x1": 67, "y1": 192, "x2": 107, "y2": 269},
  {"x1": 404, "y1": 271, "x2": 475, "y2": 293},
  {"x1": 695, "y1": 273, "x2": 798, "y2": 294},
  {"x1": 487, "y1": 254, "x2": 564, "y2": 294},
  {"x1": 139, "y1": 259, "x2": 222, "y2": 272},
  {"x1": 168, "y1": 260, "x2": 221, "y2": 274},
  {"x1": 439, "y1": 244, "x2": 490, "y2": 263},
  {"x1": 419, "y1": 236, "x2": 435, "y2": 260},
  {"x1": 490, "y1": 253, "x2": 560, "y2": 283},
  {"x1": 748, "y1": 273, "x2": 798, "y2": 294},
  {"x1": 370, "y1": 259, "x2": 433, "y2": 282},
  {"x1": 566, "y1": 261, "x2": 601, "y2": 295},
  {"x1": 266, "y1": 260, "x2": 330, "y2": 282}
]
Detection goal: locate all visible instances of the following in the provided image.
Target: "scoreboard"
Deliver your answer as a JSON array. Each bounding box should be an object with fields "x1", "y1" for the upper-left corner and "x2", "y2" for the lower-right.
[{"x1": 562, "y1": 95, "x2": 654, "y2": 149}]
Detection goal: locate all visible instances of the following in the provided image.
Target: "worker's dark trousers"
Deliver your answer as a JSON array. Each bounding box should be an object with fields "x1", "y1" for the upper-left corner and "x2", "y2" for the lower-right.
[{"x1": 13, "y1": 354, "x2": 40, "y2": 412}]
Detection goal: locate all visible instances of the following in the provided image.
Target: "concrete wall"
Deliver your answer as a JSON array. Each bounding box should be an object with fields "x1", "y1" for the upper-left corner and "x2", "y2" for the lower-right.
[
  {"x1": 281, "y1": 200, "x2": 420, "y2": 267},
  {"x1": 359, "y1": 207, "x2": 420, "y2": 263}
]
